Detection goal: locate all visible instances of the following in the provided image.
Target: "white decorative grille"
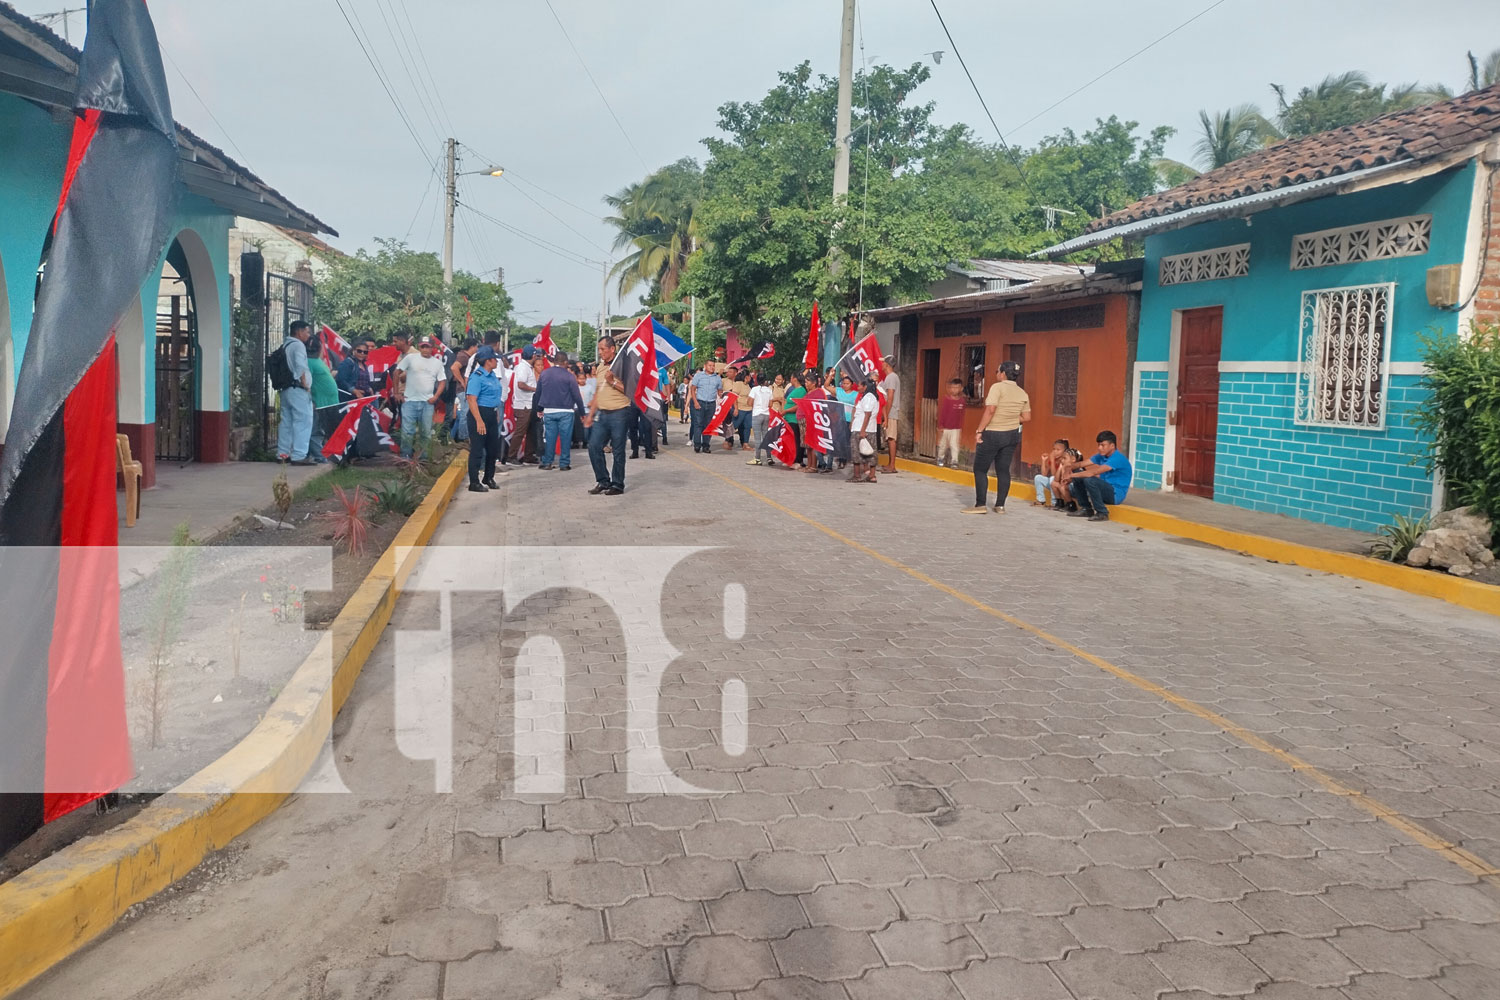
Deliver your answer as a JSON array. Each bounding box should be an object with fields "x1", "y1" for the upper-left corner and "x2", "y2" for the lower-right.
[
  {"x1": 1295, "y1": 283, "x2": 1393, "y2": 430},
  {"x1": 1291, "y1": 215, "x2": 1431, "y2": 270},
  {"x1": 1158, "y1": 243, "x2": 1251, "y2": 286}
]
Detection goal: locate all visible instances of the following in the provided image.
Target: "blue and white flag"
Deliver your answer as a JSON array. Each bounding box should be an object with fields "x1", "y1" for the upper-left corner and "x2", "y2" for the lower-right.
[{"x1": 652, "y1": 320, "x2": 694, "y2": 369}]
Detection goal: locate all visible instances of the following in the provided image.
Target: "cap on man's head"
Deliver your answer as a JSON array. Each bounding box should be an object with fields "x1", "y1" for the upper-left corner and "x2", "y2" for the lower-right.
[
  {"x1": 521, "y1": 344, "x2": 537, "y2": 360},
  {"x1": 419, "y1": 337, "x2": 436, "y2": 348},
  {"x1": 882, "y1": 354, "x2": 895, "y2": 364},
  {"x1": 474, "y1": 346, "x2": 498, "y2": 364}
]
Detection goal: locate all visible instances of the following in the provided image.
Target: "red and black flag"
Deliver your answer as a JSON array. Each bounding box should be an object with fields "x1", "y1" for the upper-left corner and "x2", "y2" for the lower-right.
[
  {"x1": 319, "y1": 397, "x2": 397, "y2": 461},
  {"x1": 731, "y1": 340, "x2": 776, "y2": 367},
  {"x1": 702, "y1": 393, "x2": 737, "y2": 438},
  {"x1": 533, "y1": 321, "x2": 556, "y2": 358},
  {"x1": 802, "y1": 301, "x2": 821, "y2": 373},
  {"x1": 796, "y1": 394, "x2": 851, "y2": 460},
  {"x1": 320, "y1": 324, "x2": 350, "y2": 365},
  {"x1": 610, "y1": 316, "x2": 665, "y2": 428},
  {"x1": 0, "y1": 0, "x2": 180, "y2": 856},
  {"x1": 758, "y1": 413, "x2": 798, "y2": 466}
]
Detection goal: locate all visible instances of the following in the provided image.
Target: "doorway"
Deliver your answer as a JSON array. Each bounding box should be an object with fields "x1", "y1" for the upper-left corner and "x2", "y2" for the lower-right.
[
  {"x1": 918, "y1": 348, "x2": 940, "y2": 458},
  {"x1": 1175, "y1": 307, "x2": 1222, "y2": 498},
  {"x1": 155, "y1": 240, "x2": 199, "y2": 463}
]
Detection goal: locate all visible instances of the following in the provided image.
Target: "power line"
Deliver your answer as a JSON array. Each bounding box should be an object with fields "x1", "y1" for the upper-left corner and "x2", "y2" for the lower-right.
[
  {"x1": 331, "y1": 0, "x2": 434, "y2": 168},
  {"x1": 369, "y1": 0, "x2": 446, "y2": 146},
  {"x1": 1006, "y1": 0, "x2": 1233, "y2": 137},
  {"x1": 455, "y1": 143, "x2": 607, "y2": 253},
  {"x1": 461, "y1": 203, "x2": 604, "y2": 270},
  {"x1": 542, "y1": 0, "x2": 650, "y2": 171},
  {"x1": 927, "y1": 0, "x2": 1041, "y2": 206},
  {"x1": 160, "y1": 50, "x2": 257, "y2": 174},
  {"x1": 396, "y1": 0, "x2": 459, "y2": 139}
]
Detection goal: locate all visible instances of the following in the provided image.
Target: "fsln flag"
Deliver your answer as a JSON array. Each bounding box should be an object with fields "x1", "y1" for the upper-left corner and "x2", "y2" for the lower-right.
[
  {"x1": 802, "y1": 301, "x2": 821, "y2": 372},
  {"x1": 320, "y1": 397, "x2": 393, "y2": 460},
  {"x1": 0, "y1": 0, "x2": 181, "y2": 856},
  {"x1": 836, "y1": 330, "x2": 884, "y2": 388},
  {"x1": 732, "y1": 340, "x2": 776, "y2": 367},
  {"x1": 759, "y1": 413, "x2": 798, "y2": 466},
  {"x1": 365, "y1": 345, "x2": 403, "y2": 394},
  {"x1": 533, "y1": 321, "x2": 556, "y2": 357},
  {"x1": 797, "y1": 395, "x2": 851, "y2": 459},
  {"x1": 702, "y1": 393, "x2": 737, "y2": 437},
  {"x1": 320, "y1": 324, "x2": 350, "y2": 365},
  {"x1": 610, "y1": 316, "x2": 665, "y2": 426},
  {"x1": 651, "y1": 319, "x2": 693, "y2": 369}
]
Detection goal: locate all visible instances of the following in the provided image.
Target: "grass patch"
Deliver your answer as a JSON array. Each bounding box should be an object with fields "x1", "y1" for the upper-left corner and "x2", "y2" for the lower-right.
[{"x1": 292, "y1": 465, "x2": 391, "y2": 503}]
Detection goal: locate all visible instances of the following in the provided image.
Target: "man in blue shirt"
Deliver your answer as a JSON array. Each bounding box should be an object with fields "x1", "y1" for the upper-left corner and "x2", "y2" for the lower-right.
[
  {"x1": 1066, "y1": 430, "x2": 1133, "y2": 522},
  {"x1": 689, "y1": 360, "x2": 722, "y2": 453},
  {"x1": 464, "y1": 347, "x2": 506, "y2": 492},
  {"x1": 277, "y1": 321, "x2": 314, "y2": 464}
]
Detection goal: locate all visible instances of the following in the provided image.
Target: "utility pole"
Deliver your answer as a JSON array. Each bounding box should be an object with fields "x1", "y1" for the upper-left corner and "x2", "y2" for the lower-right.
[
  {"x1": 832, "y1": 0, "x2": 856, "y2": 205},
  {"x1": 689, "y1": 236, "x2": 697, "y2": 352},
  {"x1": 599, "y1": 261, "x2": 608, "y2": 363},
  {"x1": 442, "y1": 138, "x2": 457, "y2": 342}
]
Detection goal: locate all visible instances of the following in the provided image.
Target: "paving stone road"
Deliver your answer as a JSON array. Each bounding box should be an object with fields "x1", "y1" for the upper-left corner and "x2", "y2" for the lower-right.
[{"x1": 19, "y1": 445, "x2": 1500, "y2": 1000}]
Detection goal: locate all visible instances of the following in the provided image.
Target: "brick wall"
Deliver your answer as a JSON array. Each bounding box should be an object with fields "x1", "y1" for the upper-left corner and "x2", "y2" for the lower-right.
[
  {"x1": 1476, "y1": 166, "x2": 1500, "y2": 329},
  {"x1": 1133, "y1": 371, "x2": 1168, "y2": 488},
  {"x1": 1213, "y1": 373, "x2": 1432, "y2": 531}
]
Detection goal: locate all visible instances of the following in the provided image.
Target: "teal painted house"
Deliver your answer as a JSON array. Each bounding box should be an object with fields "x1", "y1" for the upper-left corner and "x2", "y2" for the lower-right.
[
  {"x1": 1041, "y1": 86, "x2": 1500, "y2": 532},
  {"x1": 0, "y1": 4, "x2": 332, "y2": 486}
]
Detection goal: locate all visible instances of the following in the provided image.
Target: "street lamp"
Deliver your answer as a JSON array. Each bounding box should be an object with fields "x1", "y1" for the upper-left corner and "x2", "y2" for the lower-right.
[{"x1": 443, "y1": 138, "x2": 505, "y2": 339}]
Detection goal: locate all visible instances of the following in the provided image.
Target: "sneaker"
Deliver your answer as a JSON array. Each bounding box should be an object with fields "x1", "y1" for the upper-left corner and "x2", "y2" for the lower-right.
[
  {"x1": 961, "y1": 506, "x2": 987, "y2": 514},
  {"x1": 936, "y1": 462, "x2": 945, "y2": 469},
  {"x1": 588, "y1": 484, "x2": 608, "y2": 495},
  {"x1": 1088, "y1": 512, "x2": 1110, "y2": 522},
  {"x1": 604, "y1": 486, "x2": 624, "y2": 496},
  {"x1": 747, "y1": 459, "x2": 762, "y2": 466},
  {"x1": 559, "y1": 465, "x2": 572, "y2": 471},
  {"x1": 538, "y1": 464, "x2": 554, "y2": 471}
]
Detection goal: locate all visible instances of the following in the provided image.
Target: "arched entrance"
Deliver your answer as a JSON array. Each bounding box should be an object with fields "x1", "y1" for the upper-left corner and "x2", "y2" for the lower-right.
[{"x1": 154, "y1": 239, "x2": 199, "y2": 463}]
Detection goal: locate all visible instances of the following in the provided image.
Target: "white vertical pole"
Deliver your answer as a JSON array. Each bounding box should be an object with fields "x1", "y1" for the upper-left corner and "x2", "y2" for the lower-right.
[{"x1": 442, "y1": 138, "x2": 456, "y2": 342}]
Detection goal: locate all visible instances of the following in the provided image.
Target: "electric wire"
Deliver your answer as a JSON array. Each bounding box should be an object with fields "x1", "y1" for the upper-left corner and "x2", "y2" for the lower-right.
[
  {"x1": 542, "y1": 0, "x2": 650, "y2": 171},
  {"x1": 397, "y1": 0, "x2": 460, "y2": 140},
  {"x1": 331, "y1": 0, "x2": 435, "y2": 168},
  {"x1": 461, "y1": 203, "x2": 604, "y2": 270},
  {"x1": 369, "y1": 0, "x2": 446, "y2": 147},
  {"x1": 455, "y1": 143, "x2": 609, "y2": 254},
  {"x1": 161, "y1": 51, "x2": 258, "y2": 174},
  {"x1": 926, "y1": 0, "x2": 1041, "y2": 206},
  {"x1": 1005, "y1": 0, "x2": 1233, "y2": 136}
]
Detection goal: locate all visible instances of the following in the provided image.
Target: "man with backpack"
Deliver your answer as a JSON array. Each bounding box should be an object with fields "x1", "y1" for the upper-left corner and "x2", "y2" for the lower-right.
[{"x1": 271, "y1": 320, "x2": 315, "y2": 464}]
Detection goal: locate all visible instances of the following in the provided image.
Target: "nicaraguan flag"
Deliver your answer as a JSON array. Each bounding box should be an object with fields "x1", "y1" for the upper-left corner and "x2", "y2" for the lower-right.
[{"x1": 651, "y1": 320, "x2": 693, "y2": 369}]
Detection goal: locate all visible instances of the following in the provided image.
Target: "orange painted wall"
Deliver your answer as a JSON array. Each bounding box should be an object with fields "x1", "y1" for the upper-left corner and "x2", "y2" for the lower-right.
[{"x1": 913, "y1": 293, "x2": 1134, "y2": 470}]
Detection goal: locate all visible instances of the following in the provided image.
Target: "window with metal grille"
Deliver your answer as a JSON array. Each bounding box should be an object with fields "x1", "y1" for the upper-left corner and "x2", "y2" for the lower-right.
[
  {"x1": 1013, "y1": 303, "x2": 1105, "y2": 332},
  {"x1": 935, "y1": 317, "x2": 982, "y2": 339},
  {"x1": 959, "y1": 344, "x2": 986, "y2": 401},
  {"x1": 1295, "y1": 283, "x2": 1393, "y2": 429},
  {"x1": 1053, "y1": 347, "x2": 1079, "y2": 417}
]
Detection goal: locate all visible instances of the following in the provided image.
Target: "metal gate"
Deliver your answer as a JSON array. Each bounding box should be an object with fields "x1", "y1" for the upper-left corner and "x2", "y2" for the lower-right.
[
  {"x1": 255, "y1": 272, "x2": 315, "y2": 452},
  {"x1": 155, "y1": 291, "x2": 198, "y2": 463}
]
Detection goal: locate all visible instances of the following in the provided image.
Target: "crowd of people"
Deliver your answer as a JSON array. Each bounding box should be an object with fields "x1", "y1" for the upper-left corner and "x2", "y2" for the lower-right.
[{"x1": 275, "y1": 323, "x2": 1132, "y2": 521}]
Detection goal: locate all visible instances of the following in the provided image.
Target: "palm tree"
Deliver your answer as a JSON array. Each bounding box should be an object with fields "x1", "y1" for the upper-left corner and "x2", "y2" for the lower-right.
[
  {"x1": 1385, "y1": 81, "x2": 1455, "y2": 110},
  {"x1": 603, "y1": 159, "x2": 703, "y2": 303},
  {"x1": 1193, "y1": 105, "x2": 1280, "y2": 170},
  {"x1": 1469, "y1": 49, "x2": 1500, "y2": 91}
]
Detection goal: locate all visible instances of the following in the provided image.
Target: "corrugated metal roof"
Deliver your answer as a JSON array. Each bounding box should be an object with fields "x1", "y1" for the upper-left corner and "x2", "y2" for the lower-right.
[
  {"x1": 948, "y1": 259, "x2": 1094, "y2": 282},
  {"x1": 1030, "y1": 160, "x2": 1413, "y2": 257},
  {"x1": 867, "y1": 265, "x2": 1142, "y2": 321}
]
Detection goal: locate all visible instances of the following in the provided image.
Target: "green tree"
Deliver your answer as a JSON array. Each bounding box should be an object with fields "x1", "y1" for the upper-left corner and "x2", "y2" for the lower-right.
[
  {"x1": 1469, "y1": 49, "x2": 1500, "y2": 91},
  {"x1": 1192, "y1": 104, "x2": 1280, "y2": 169},
  {"x1": 604, "y1": 159, "x2": 703, "y2": 305},
  {"x1": 315, "y1": 238, "x2": 512, "y2": 341},
  {"x1": 1271, "y1": 71, "x2": 1452, "y2": 137}
]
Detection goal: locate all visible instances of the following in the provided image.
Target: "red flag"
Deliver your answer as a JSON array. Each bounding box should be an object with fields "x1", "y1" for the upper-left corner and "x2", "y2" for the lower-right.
[
  {"x1": 503, "y1": 368, "x2": 518, "y2": 441},
  {"x1": 320, "y1": 397, "x2": 379, "y2": 459},
  {"x1": 533, "y1": 321, "x2": 556, "y2": 357},
  {"x1": 464, "y1": 295, "x2": 473, "y2": 336},
  {"x1": 320, "y1": 324, "x2": 349, "y2": 365},
  {"x1": 365, "y1": 345, "x2": 403, "y2": 398},
  {"x1": 802, "y1": 301, "x2": 820, "y2": 372},
  {"x1": 703, "y1": 393, "x2": 737, "y2": 437},
  {"x1": 610, "y1": 316, "x2": 665, "y2": 421},
  {"x1": 761, "y1": 413, "x2": 798, "y2": 466}
]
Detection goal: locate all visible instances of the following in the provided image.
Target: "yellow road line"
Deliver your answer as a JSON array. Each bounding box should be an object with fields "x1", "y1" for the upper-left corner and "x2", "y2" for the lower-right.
[{"x1": 676, "y1": 452, "x2": 1500, "y2": 881}]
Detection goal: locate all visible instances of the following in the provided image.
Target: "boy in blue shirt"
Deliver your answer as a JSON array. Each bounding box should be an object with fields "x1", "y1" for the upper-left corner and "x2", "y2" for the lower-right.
[{"x1": 1066, "y1": 430, "x2": 1133, "y2": 522}]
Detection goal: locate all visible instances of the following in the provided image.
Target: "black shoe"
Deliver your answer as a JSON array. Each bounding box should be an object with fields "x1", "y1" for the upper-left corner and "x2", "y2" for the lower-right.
[
  {"x1": 538, "y1": 464, "x2": 554, "y2": 471},
  {"x1": 604, "y1": 486, "x2": 624, "y2": 496},
  {"x1": 468, "y1": 482, "x2": 488, "y2": 493},
  {"x1": 1067, "y1": 509, "x2": 1092, "y2": 517},
  {"x1": 588, "y1": 484, "x2": 608, "y2": 495},
  {"x1": 1088, "y1": 512, "x2": 1110, "y2": 522},
  {"x1": 481, "y1": 479, "x2": 498, "y2": 489},
  {"x1": 645, "y1": 453, "x2": 657, "y2": 460},
  {"x1": 630, "y1": 451, "x2": 639, "y2": 459}
]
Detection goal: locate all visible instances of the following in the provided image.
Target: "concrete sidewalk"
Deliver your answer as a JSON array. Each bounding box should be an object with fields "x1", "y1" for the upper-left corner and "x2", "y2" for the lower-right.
[{"x1": 117, "y1": 461, "x2": 329, "y2": 546}]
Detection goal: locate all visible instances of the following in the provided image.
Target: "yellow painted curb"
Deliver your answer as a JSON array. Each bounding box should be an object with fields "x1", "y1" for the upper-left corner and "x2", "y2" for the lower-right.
[
  {"x1": 0, "y1": 458, "x2": 466, "y2": 998},
  {"x1": 895, "y1": 457, "x2": 1500, "y2": 620}
]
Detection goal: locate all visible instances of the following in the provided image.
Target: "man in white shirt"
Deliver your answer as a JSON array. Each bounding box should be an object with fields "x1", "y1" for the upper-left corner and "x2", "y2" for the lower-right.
[
  {"x1": 396, "y1": 337, "x2": 448, "y2": 458},
  {"x1": 508, "y1": 344, "x2": 539, "y2": 464},
  {"x1": 746, "y1": 379, "x2": 774, "y2": 466},
  {"x1": 879, "y1": 355, "x2": 901, "y2": 473}
]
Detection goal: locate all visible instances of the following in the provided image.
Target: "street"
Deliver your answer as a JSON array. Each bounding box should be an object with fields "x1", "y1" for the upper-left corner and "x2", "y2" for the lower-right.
[{"x1": 20, "y1": 449, "x2": 1500, "y2": 1000}]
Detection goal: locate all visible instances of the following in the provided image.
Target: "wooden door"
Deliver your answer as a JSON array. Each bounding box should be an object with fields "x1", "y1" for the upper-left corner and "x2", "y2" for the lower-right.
[{"x1": 1175, "y1": 308, "x2": 1221, "y2": 498}]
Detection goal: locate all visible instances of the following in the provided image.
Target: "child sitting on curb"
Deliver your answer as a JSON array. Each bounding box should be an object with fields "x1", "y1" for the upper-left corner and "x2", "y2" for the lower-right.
[{"x1": 1032, "y1": 439, "x2": 1070, "y2": 508}]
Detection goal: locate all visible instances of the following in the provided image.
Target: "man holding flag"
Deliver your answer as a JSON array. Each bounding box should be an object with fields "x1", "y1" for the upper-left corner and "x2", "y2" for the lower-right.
[{"x1": 587, "y1": 336, "x2": 630, "y2": 495}]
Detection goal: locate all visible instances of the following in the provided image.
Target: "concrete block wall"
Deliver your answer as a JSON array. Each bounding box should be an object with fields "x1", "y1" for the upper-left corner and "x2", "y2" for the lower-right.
[
  {"x1": 1133, "y1": 371, "x2": 1168, "y2": 488},
  {"x1": 1211, "y1": 373, "x2": 1433, "y2": 531}
]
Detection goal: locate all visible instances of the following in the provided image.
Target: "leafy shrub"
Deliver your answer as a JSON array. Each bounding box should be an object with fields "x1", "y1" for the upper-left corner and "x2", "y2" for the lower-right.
[
  {"x1": 371, "y1": 477, "x2": 422, "y2": 517},
  {"x1": 1369, "y1": 512, "x2": 1429, "y2": 562},
  {"x1": 322, "y1": 485, "x2": 373, "y2": 555},
  {"x1": 1414, "y1": 324, "x2": 1500, "y2": 525}
]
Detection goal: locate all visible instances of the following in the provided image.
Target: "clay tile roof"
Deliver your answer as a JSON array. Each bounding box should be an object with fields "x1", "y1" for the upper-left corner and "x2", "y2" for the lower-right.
[{"x1": 1087, "y1": 83, "x2": 1500, "y2": 234}]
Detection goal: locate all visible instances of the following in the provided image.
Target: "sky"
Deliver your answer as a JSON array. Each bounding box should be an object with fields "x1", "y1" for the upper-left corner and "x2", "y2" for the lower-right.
[{"x1": 14, "y1": 0, "x2": 1500, "y2": 326}]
